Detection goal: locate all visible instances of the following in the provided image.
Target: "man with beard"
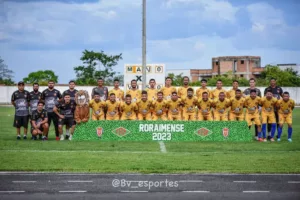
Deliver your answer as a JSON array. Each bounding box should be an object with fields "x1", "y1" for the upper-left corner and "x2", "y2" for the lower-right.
[
  {"x1": 197, "y1": 92, "x2": 213, "y2": 121},
  {"x1": 228, "y1": 89, "x2": 245, "y2": 121},
  {"x1": 108, "y1": 79, "x2": 124, "y2": 102},
  {"x1": 126, "y1": 79, "x2": 141, "y2": 103},
  {"x1": 120, "y1": 94, "x2": 139, "y2": 120},
  {"x1": 166, "y1": 92, "x2": 182, "y2": 121},
  {"x1": 151, "y1": 91, "x2": 168, "y2": 121},
  {"x1": 136, "y1": 91, "x2": 153, "y2": 120},
  {"x1": 212, "y1": 92, "x2": 230, "y2": 121},
  {"x1": 178, "y1": 76, "x2": 191, "y2": 98},
  {"x1": 105, "y1": 93, "x2": 121, "y2": 120},
  {"x1": 11, "y1": 81, "x2": 30, "y2": 139},
  {"x1": 31, "y1": 102, "x2": 49, "y2": 141},
  {"x1": 146, "y1": 79, "x2": 158, "y2": 101},
  {"x1": 181, "y1": 88, "x2": 198, "y2": 121},
  {"x1": 91, "y1": 78, "x2": 108, "y2": 101},
  {"x1": 29, "y1": 83, "x2": 42, "y2": 139},
  {"x1": 41, "y1": 80, "x2": 62, "y2": 140}
]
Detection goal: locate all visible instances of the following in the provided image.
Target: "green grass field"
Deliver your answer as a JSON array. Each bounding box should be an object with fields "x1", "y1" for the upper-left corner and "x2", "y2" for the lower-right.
[{"x1": 0, "y1": 106, "x2": 299, "y2": 173}]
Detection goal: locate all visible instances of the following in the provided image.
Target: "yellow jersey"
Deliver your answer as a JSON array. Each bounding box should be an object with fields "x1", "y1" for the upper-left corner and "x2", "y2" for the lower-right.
[
  {"x1": 229, "y1": 97, "x2": 245, "y2": 114},
  {"x1": 226, "y1": 89, "x2": 242, "y2": 99},
  {"x1": 260, "y1": 97, "x2": 277, "y2": 113},
  {"x1": 244, "y1": 96, "x2": 261, "y2": 114},
  {"x1": 136, "y1": 99, "x2": 153, "y2": 115},
  {"x1": 152, "y1": 100, "x2": 168, "y2": 115},
  {"x1": 197, "y1": 99, "x2": 214, "y2": 114},
  {"x1": 276, "y1": 99, "x2": 295, "y2": 115},
  {"x1": 196, "y1": 87, "x2": 211, "y2": 99},
  {"x1": 178, "y1": 86, "x2": 190, "y2": 98},
  {"x1": 120, "y1": 102, "x2": 138, "y2": 118},
  {"x1": 166, "y1": 99, "x2": 182, "y2": 115},
  {"x1": 213, "y1": 98, "x2": 230, "y2": 114},
  {"x1": 146, "y1": 88, "x2": 158, "y2": 101},
  {"x1": 211, "y1": 88, "x2": 227, "y2": 99},
  {"x1": 89, "y1": 99, "x2": 105, "y2": 115},
  {"x1": 160, "y1": 86, "x2": 177, "y2": 100},
  {"x1": 109, "y1": 88, "x2": 124, "y2": 102},
  {"x1": 181, "y1": 96, "x2": 198, "y2": 113},
  {"x1": 105, "y1": 100, "x2": 121, "y2": 117},
  {"x1": 126, "y1": 89, "x2": 141, "y2": 103}
]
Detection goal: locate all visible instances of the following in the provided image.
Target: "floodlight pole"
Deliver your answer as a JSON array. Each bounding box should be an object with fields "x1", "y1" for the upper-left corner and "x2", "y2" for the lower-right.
[{"x1": 142, "y1": 0, "x2": 147, "y2": 90}]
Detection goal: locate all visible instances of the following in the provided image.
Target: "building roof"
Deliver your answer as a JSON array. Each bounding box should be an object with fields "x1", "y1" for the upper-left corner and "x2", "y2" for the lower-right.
[{"x1": 212, "y1": 56, "x2": 261, "y2": 60}]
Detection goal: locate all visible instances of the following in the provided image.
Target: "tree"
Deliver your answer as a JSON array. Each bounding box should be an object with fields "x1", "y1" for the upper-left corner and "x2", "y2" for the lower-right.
[
  {"x1": 167, "y1": 73, "x2": 184, "y2": 86},
  {"x1": 23, "y1": 70, "x2": 58, "y2": 85},
  {"x1": 74, "y1": 50, "x2": 122, "y2": 85},
  {"x1": 0, "y1": 57, "x2": 14, "y2": 85}
]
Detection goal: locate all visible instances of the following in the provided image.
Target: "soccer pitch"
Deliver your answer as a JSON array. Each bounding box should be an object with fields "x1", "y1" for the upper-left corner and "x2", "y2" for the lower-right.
[{"x1": 0, "y1": 106, "x2": 299, "y2": 173}]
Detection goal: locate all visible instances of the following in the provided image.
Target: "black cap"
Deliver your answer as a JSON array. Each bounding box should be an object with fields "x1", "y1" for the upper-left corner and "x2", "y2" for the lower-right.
[{"x1": 18, "y1": 81, "x2": 25, "y2": 85}]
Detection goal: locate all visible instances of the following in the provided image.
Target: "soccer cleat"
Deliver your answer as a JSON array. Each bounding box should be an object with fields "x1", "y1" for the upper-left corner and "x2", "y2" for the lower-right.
[
  {"x1": 68, "y1": 135, "x2": 72, "y2": 141},
  {"x1": 17, "y1": 135, "x2": 21, "y2": 140},
  {"x1": 33, "y1": 136, "x2": 37, "y2": 140},
  {"x1": 258, "y1": 138, "x2": 263, "y2": 142},
  {"x1": 267, "y1": 135, "x2": 272, "y2": 140},
  {"x1": 38, "y1": 134, "x2": 42, "y2": 140},
  {"x1": 23, "y1": 135, "x2": 27, "y2": 140},
  {"x1": 65, "y1": 135, "x2": 70, "y2": 140},
  {"x1": 60, "y1": 135, "x2": 64, "y2": 141},
  {"x1": 288, "y1": 138, "x2": 292, "y2": 142},
  {"x1": 255, "y1": 136, "x2": 258, "y2": 141},
  {"x1": 56, "y1": 136, "x2": 60, "y2": 141},
  {"x1": 270, "y1": 138, "x2": 275, "y2": 142},
  {"x1": 42, "y1": 136, "x2": 47, "y2": 141},
  {"x1": 263, "y1": 138, "x2": 267, "y2": 142},
  {"x1": 277, "y1": 138, "x2": 281, "y2": 142}
]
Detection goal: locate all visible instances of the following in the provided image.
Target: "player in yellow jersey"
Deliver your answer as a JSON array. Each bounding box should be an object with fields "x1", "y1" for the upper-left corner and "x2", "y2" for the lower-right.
[
  {"x1": 212, "y1": 92, "x2": 230, "y2": 121},
  {"x1": 126, "y1": 79, "x2": 141, "y2": 103},
  {"x1": 178, "y1": 76, "x2": 191, "y2": 98},
  {"x1": 120, "y1": 94, "x2": 138, "y2": 120},
  {"x1": 146, "y1": 79, "x2": 158, "y2": 101},
  {"x1": 211, "y1": 79, "x2": 226, "y2": 99},
  {"x1": 196, "y1": 79, "x2": 211, "y2": 99},
  {"x1": 260, "y1": 89, "x2": 278, "y2": 141},
  {"x1": 227, "y1": 80, "x2": 241, "y2": 99},
  {"x1": 181, "y1": 88, "x2": 198, "y2": 121},
  {"x1": 89, "y1": 93, "x2": 105, "y2": 120},
  {"x1": 228, "y1": 89, "x2": 245, "y2": 121},
  {"x1": 109, "y1": 79, "x2": 124, "y2": 102},
  {"x1": 152, "y1": 92, "x2": 168, "y2": 120},
  {"x1": 160, "y1": 77, "x2": 177, "y2": 100},
  {"x1": 276, "y1": 92, "x2": 295, "y2": 142},
  {"x1": 197, "y1": 92, "x2": 213, "y2": 121},
  {"x1": 105, "y1": 93, "x2": 121, "y2": 120},
  {"x1": 136, "y1": 91, "x2": 153, "y2": 120},
  {"x1": 166, "y1": 92, "x2": 182, "y2": 121},
  {"x1": 244, "y1": 90, "x2": 262, "y2": 141}
]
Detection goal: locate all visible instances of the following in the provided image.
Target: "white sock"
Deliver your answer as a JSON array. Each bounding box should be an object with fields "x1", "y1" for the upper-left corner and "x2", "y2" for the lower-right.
[{"x1": 66, "y1": 130, "x2": 70, "y2": 136}]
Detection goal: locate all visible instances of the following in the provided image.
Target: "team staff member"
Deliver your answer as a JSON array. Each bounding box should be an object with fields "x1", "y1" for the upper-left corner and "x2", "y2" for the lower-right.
[
  {"x1": 41, "y1": 80, "x2": 62, "y2": 140},
  {"x1": 105, "y1": 93, "x2": 121, "y2": 120},
  {"x1": 181, "y1": 88, "x2": 198, "y2": 121},
  {"x1": 29, "y1": 83, "x2": 42, "y2": 116},
  {"x1": 109, "y1": 79, "x2": 124, "y2": 102},
  {"x1": 160, "y1": 77, "x2": 177, "y2": 100},
  {"x1": 91, "y1": 78, "x2": 108, "y2": 101},
  {"x1": 228, "y1": 89, "x2": 245, "y2": 121},
  {"x1": 166, "y1": 92, "x2": 182, "y2": 121},
  {"x1": 136, "y1": 91, "x2": 153, "y2": 120},
  {"x1": 31, "y1": 102, "x2": 49, "y2": 141},
  {"x1": 126, "y1": 79, "x2": 141, "y2": 103},
  {"x1": 120, "y1": 94, "x2": 138, "y2": 120},
  {"x1": 89, "y1": 93, "x2": 105, "y2": 120},
  {"x1": 11, "y1": 81, "x2": 30, "y2": 140},
  {"x1": 146, "y1": 79, "x2": 158, "y2": 101},
  {"x1": 196, "y1": 79, "x2": 210, "y2": 99},
  {"x1": 151, "y1": 92, "x2": 168, "y2": 121},
  {"x1": 212, "y1": 92, "x2": 230, "y2": 121},
  {"x1": 197, "y1": 92, "x2": 213, "y2": 121}
]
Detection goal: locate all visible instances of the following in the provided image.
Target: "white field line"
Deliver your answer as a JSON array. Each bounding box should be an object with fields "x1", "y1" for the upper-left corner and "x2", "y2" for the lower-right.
[
  {"x1": 67, "y1": 180, "x2": 93, "y2": 183},
  {"x1": 179, "y1": 180, "x2": 203, "y2": 183},
  {"x1": 59, "y1": 191, "x2": 87, "y2": 193},
  {"x1": 233, "y1": 181, "x2": 256, "y2": 183},
  {"x1": 243, "y1": 191, "x2": 269, "y2": 193},
  {"x1": 12, "y1": 181, "x2": 36, "y2": 183},
  {"x1": 159, "y1": 141, "x2": 167, "y2": 153},
  {"x1": 182, "y1": 191, "x2": 210, "y2": 193},
  {"x1": 288, "y1": 181, "x2": 300, "y2": 183},
  {"x1": 0, "y1": 191, "x2": 25, "y2": 193},
  {"x1": 121, "y1": 191, "x2": 148, "y2": 193}
]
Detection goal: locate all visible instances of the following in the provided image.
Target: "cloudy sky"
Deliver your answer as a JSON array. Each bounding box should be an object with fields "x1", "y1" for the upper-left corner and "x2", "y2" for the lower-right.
[{"x1": 0, "y1": 0, "x2": 300, "y2": 83}]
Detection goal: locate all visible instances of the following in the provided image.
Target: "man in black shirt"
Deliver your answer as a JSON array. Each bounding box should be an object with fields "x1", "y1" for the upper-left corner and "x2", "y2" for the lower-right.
[
  {"x1": 41, "y1": 80, "x2": 62, "y2": 140},
  {"x1": 53, "y1": 94, "x2": 76, "y2": 141},
  {"x1": 29, "y1": 82, "x2": 42, "y2": 115},
  {"x1": 62, "y1": 80, "x2": 78, "y2": 139},
  {"x1": 264, "y1": 78, "x2": 283, "y2": 139},
  {"x1": 91, "y1": 78, "x2": 108, "y2": 100},
  {"x1": 11, "y1": 81, "x2": 30, "y2": 140},
  {"x1": 31, "y1": 102, "x2": 49, "y2": 140}
]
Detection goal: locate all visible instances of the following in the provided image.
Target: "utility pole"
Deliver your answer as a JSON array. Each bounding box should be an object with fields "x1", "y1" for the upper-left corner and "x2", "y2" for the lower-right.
[{"x1": 142, "y1": 0, "x2": 146, "y2": 90}]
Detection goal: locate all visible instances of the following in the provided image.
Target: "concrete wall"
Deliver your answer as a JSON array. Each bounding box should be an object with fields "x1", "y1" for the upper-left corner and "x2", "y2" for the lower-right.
[{"x1": 1, "y1": 86, "x2": 299, "y2": 104}]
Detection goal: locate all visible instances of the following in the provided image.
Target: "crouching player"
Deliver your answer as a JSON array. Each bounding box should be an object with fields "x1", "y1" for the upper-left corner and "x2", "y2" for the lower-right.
[
  {"x1": 244, "y1": 90, "x2": 263, "y2": 141},
  {"x1": 276, "y1": 92, "x2": 295, "y2": 142},
  {"x1": 120, "y1": 94, "x2": 138, "y2": 120},
  {"x1": 181, "y1": 88, "x2": 198, "y2": 121},
  {"x1": 197, "y1": 92, "x2": 213, "y2": 121},
  {"x1": 228, "y1": 89, "x2": 245, "y2": 121},
  {"x1": 212, "y1": 92, "x2": 230, "y2": 121},
  {"x1": 53, "y1": 94, "x2": 76, "y2": 140},
  {"x1": 105, "y1": 93, "x2": 121, "y2": 120},
  {"x1": 166, "y1": 92, "x2": 182, "y2": 121},
  {"x1": 89, "y1": 92, "x2": 105, "y2": 120},
  {"x1": 152, "y1": 92, "x2": 168, "y2": 121},
  {"x1": 31, "y1": 102, "x2": 49, "y2": 140},
  {"x1": 136, "y1": 91, "x2": 153, "y2": 120},
  {"x1": 260, "y1": 89, "x2": 278, "y2": 141}
]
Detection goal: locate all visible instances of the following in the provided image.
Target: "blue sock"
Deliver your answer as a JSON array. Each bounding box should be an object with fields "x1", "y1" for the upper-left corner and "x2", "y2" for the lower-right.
[
  {"x1": 278, "y1": 127, "x2": 282, "y2": 139},
  {"x1": 258, "y1": 131, "x2": 262, "y2": 139},
  {"x1": 288, "y1": 127, "x2": 292, "y2": 139},
  {"x1": 271, "y1": 123, "x2": 276, "y2": 138},
  {"x1": 262, "y1": 124, "x2": 267, "y2": 138}
]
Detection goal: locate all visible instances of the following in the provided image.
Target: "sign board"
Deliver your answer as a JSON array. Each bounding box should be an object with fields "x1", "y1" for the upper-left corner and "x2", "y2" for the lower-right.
[{"x1": 124, "y1": 64, "x2": 165, "y2": 92}]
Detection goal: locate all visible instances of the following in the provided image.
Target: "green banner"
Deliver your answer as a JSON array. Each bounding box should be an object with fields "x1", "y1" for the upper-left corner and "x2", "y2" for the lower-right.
[{"x1": 73, "y1": 120, "x2": 252, "y2": 142}]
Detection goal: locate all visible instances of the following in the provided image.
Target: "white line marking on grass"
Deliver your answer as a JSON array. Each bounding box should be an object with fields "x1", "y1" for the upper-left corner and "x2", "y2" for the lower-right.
[
  {"x1": 288, "y1": 181, "x2": 300, "y2": 183},
  {"x1": 243, "y1": 191, "x2": 269, "y2": 193},
  {"x1": 0, "y1": 191, "x2": 25, "y2": 193},
  {"x1": 59, "y1": 191, "x2": 87, "y2": 193},
  {"x1": 182, "y1": 191, "x2": 210, "y2": 193},
  {"x1": 159, "y1": 141, "x2": 167, "y2": 153},
  {"x1": 67, "y1": 181, "x2": 93, "y2": 183},
  {"x1": 179, "y1": 180, "x2": 203, "y2": 183},
  {"x1": 233, "y1": 181, "x2": 256, "y2": 183},
  {"x1": 12, "y1": 181, "x2": 36, "y2": 183},
  {"x1": 121, "y1": 191, "x2": 148, "y2": 193},
  {"x1": 131, "y1": 186, "x2": 139, "y2": 188}
]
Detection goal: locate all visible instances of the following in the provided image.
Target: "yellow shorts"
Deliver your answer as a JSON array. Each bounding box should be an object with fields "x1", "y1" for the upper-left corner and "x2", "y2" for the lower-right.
[
  {"x1": 245, "y1": 113, "x2": 261, "y2": 126},
  {"x1": 198, "y1": 114, "x2": 213, "y2": 121},
  {"x1": 261, "y1": 111, "x2": 276, "y2": 124},
  {"x1": 279, "y1": 113, "x2": 292, "y2": 125},
  {"x1": 137, "y1": 113, "x2": 152, "y2": 120},
  {"x1": 121, "y1": 114, "x2": 136, "y2": 120},
  {"x1": 168, "y1": 114, "x2": 181, "y2": 121},
  {"x1": 213, "y1": 112, "x2": 228, "y2": 121},
  {"x1": 152, "y1": 114, "x2": 168, "y2": 121},
  {"x1": 229, "y1": 112, "x2": 244, "y2": 121},
  {"x1": 106, "y1": 112, "x2": 120, "y2": 120},
  {"x1": 92, "y1": 114, "x2": 105, "y2": 120},
  {"x1": 182, "y1": 112, "x2": 196, "y2": 121}
]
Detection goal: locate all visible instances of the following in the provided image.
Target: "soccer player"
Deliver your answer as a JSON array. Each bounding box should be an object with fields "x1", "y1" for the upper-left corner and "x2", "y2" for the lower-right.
[
  {"x1": 276, "y1": 92, "x2": 295, "y2": 142},
  {"x1": 41, "y1": 80, "x2": 62, "y2": 140},
  {"x1": 260, "y1": 89, "x2": 278, "y2": 141},
  {"x1": 178, "y1": 76, "x2": 190, "y2": 98},
  {"x1": 136, "y1": 91, "x2": 153, "y2": 120},
  {"x1": 146, "y1": 79, "x2": 158, "y2": 101},
  {"x1": 11, "y1": 81, "x2": 30, "y2": 140},
  {"x1": 197, "y1": 92, "x2": 213, "y2": 121},
  {"x1": 244, "y1": 90, "x2": 262, "y2": 141},
  {"x1": 152, "y1": 91, "x2": 168, "y2": 121},
  {"x1": 91, "y1": 78, "x2": 109, "y2": 101},
  {"x1": 160, "y1": 77, "x2": 177, "y2": 100},
  {"x1": 126, "y1": 79, "x2": 141, "y2": 103},
  {"x1": 31, "y1": 102, "x2": 49, "y2": 141},
  {"x1": 196, "y1": 79, "x2": 211, "y2": 99},
  {"x1": 228, "y1": 89, "x2": 245, "y2": 121},
  {"x1": 89, "y1": 93, "x2": 105, "y2": 120},
  {"x1": 53, "y1": 94, "x2": 76, "y2": 141},
  {"x1": 120, "y1": 94, "x2": 138, "y2": 120},
  {"x1": 227, "y1": 80, "x2": 240, "y2": 99},
  {"x1": 211, "y1": 79, "x2": 226, "y2": 100},
  {"x1": 212, "y1": 92, "x2": 230, "y2": 121},
  {"x1": 166, "y1": 92, "x2": 182, "y2": 121},
  {"x1": 105, "y1": 93, "x2": 121, "y2": 120},
  {"x1": 181, "y1": 88, "x2": 198, "y2": 121},
  {"x1": 109, "y1": 79, "x2": 124, "y2": 102}
]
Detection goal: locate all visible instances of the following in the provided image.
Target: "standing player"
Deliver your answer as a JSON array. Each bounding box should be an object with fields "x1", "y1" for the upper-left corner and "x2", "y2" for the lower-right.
[
  {"x1": 160, "y1": 77, "x2": 177, "y2": 101},
  {"x1": 126, "y1": 79, "x2": 141, "y2": 103},
  {"x1": 105, "y1": 93, "x2": 121, "y2": 120},
  {"x1": 276, "y1": 92, "x2": 295, "y2": 142},
  {"x1": 244, "y1": 90, "x2": 262, "y2": 141},
  {"x1": 166, "y1": 92, "x2": 182, "y2": 121},
  {"x1": 197, "y1": 92, "x2": 213, "y2": 121},
  {"x1": 212, "y1": 92, "x2": 230, "y2": 121},
  {"x1": 178, "y1": 76, "x2": 190, "y2": 98},
  {"x1": 53, "y1": 94, "x2": 76, "y2": 141},
  {"x1": 109, "y1": 79, "x2": 124, "y2": 102},
  {"x1": 181, "y1": 88, "x2": 198, "y2": 121},
  {"x1": 89, "y1": 93, "x2": 105, "y2": 120},
  {"x1": 146, "y1": 79, "x2": 158, "y2": 101},
  {"x1": 11, "y1": 81, "x2": 30, "y2": 139},
  {"x1": 228, "y1": 89, "x2": 245, "y2": 121},
  {"x1": 136, "y1": 91, "x2": 153, "y2": 120},
  {"x1": 29, "y1": 83, "x2": 42, "y2": 116},
  {"x1": 152, "y1": 91, "x2": 168, "y2": 121},
  {"x1": 211, "y1": 79, "x2": 226, "y2": 100},
  {"x1": 31, "y1": 102, "x2": 49, "y2": 140},
  {"x1": 227, "y1": 80, "x2": 240, "y2": 99},
  {"x1": 196, "y1": 79, "x2": 211, "y2": 99},
  {"x1": 91, "y1": 78, "x2": 108, "y2": 101},
  {"x1": 260, "y1": 89, "x2": 278, "y2": 141},
  {"x1": 120, "y1": 94, "x2": 138, "y2": 120},
  {"x1": 41, "y1": 80, "x2": 62, "y2": 140}
]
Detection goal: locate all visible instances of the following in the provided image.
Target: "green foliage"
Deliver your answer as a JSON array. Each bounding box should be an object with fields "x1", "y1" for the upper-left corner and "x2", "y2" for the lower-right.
[
  {"x1": 167, "y1": 73, "x2": 184, "y2": 86},
  {"x1": 23, "y1": 70, "x2": 58, "y2": 86},
  {"x1": 0, "y1": 78, "x2": 14, "y2": 85},
  {"x1": 74, "y1": 50, "x2": 122, "y2": 85},
  {"x1": 0, "y1": 57, "x2": 14, "y2": 85}
]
